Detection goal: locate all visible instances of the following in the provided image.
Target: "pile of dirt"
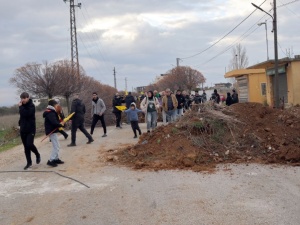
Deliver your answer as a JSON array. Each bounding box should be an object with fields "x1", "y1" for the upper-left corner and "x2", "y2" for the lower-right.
[{"x1": 110, "y1": 103, "x2": 300, "y2": 172}]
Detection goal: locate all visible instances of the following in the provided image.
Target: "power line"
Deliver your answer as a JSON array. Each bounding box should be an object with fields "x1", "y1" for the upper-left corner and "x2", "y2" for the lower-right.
[{"x1": 180, "y1": 0, "x2": 268, "y2": 60}]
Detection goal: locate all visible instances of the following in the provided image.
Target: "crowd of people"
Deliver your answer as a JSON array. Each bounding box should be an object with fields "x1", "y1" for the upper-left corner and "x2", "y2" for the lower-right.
[{"x1": 18, "y1": 88, "x2": 239, "y2": 170}]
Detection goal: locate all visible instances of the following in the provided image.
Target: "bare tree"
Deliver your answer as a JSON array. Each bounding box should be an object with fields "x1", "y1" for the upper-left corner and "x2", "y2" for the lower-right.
[
  {"x1": 153, "y1": 66, "x2": 205, "y2": 92},
  {"x1": 228, "y1": 43, "x2": 249, "y2": 71},
  {"x1": 10, "y1": 61, "x2": 61, "y2": 99}
]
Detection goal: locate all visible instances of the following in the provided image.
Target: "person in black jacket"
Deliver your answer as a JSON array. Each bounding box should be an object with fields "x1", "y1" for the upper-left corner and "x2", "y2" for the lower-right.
[
  {"x1": 43, "y1": 100, "x2": 65, "y2": 167},
  {"x1": 124, "y1": 92, "x2": 135, "y2": 124},
  {"x1": 112, "y1": 93, "x2": 124, "y2": 128},
  {"x1": 175, "y1": 90, "x2": 185, "y2": 119},
  {"x1": 231, "y1": 89, "x2": 239, "y2": 104},
  {"x1": 225, "y1": 92, "x2": 233, "y2": 106},
  {"x1": 68, "y1": 93, "x2": 94, "y2": 147},
  {"x1": 18, "y1": 92, "x2": 41, "y2": 170}
]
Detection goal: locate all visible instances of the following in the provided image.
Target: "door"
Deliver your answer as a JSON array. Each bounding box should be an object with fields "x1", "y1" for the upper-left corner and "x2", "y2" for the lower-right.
[{"x1": 236, "y1": 75, "x2": 248, "y2": 102}]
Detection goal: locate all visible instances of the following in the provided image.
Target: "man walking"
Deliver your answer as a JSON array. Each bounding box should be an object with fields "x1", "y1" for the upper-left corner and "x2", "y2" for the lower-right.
[
  {"x1": 18, "y1": 92, "x2": 41, "y2": 170},
  {"x1": 162, "y1": 88, "x2": 178, "y2": 123},
  {"x1": 90, "y1": 92, "x2": 107, "y2": 137},
  {"x1": 68, "y1": 93, "x2": 93, "y2": 147}
]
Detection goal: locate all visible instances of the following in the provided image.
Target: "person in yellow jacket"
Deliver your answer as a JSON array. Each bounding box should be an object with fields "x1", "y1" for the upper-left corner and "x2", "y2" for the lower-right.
[{"x1": 162, "y1": 88, "x2": 178, "y2": 124}]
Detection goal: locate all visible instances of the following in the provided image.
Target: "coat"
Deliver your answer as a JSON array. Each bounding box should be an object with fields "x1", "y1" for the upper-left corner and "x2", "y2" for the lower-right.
[
  {"x1": 140, "y1": 97, "x2": 160, "y2": 123},
  {"x1": 162, "y1": 94, "x2": 178, "y2": 112},
  {"x1": 18, "y1": 99, "x2": 36, "y2": 133},
  {"x1": 43, "y1": 106, "x2": 63, "y2": 135},
  {"x1": 91, "y1": 97, "x2": 106, "y2": 116},
  {"x1": 70, "y1": 98, "x2": 86, "y2": 125}
]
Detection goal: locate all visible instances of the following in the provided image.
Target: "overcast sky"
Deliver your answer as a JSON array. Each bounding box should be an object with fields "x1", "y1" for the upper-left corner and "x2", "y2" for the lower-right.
[{"x1": 0, "y1": 0, "x2": 299, "y2": 107}]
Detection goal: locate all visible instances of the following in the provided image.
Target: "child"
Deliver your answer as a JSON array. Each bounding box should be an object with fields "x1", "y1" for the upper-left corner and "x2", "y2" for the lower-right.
[
  {"x1": 124, "y1": 102, "x2": 143, "y2": 138},
  {"x1": 43, "y1": 100, "x2": 65, "y2": 167}
]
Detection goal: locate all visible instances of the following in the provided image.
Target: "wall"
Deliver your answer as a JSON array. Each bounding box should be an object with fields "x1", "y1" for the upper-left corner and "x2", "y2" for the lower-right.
[
  {"x1": 248, "y1": 72, "x2": 268, "y2": 104},
  {"x1": 287, "y1": 61, "x2": 300, "y2": 105}
]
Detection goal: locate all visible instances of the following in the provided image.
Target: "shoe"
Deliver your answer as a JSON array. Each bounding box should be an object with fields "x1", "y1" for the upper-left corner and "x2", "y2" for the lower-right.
[
  {"x1": 147, "y1": 130, "x2": 150, "y2": 133},
  {"x1": 64, "y1": 134, "x2": 68, "y2": 140},
  {"x1": 47, "y1": 160, "x2": 58, "y2": 167},
  {"x1": 67, "y1": 143, "x2": 76, "y2": 147},
  {"x1": 53, "y1": 158, "x2": 64, "y2": 164},
  {"x1": 36, "y1": 156, "x2": 41, "y2": 164},
  {"x1": 134, "y1": 135, "x2": 137, "y2": 138},
  {"x1": 102, "y1": 134, "x2": 107, "y2": 137},
  {"x1": 139, "y1": 132, "x2": 142, "y2": 135},
  {"x1": 86, "y1": 139, "x2": 94, "y2": 144},
  {"x1": 24, "y1": 163, "x2": 32, "y2": 170}
]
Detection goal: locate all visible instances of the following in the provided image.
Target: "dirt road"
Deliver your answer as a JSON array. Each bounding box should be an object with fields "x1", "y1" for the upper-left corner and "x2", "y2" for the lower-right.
[{"x1": 0, "y1": 123, "x2": 299, "y2": 225}]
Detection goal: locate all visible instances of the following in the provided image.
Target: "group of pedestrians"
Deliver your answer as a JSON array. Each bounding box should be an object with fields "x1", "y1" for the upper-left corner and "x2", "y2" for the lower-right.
[{"x1": 225, "y1": 89, "x2": 239, "y2": 106}]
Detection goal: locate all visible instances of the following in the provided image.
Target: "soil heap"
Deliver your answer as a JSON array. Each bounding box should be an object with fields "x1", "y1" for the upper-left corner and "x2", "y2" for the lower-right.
[{"x1": 110, "y1": 103, "x2": 300, "y2": 172}]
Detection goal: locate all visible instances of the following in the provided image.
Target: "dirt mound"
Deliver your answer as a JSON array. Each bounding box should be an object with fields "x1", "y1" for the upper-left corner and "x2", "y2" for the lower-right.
[{"x1": 111, "y1": 103, "x2": 300, "y2": 172}]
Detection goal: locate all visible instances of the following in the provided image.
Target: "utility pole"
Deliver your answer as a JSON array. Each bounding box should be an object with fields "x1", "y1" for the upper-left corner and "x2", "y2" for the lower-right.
[
  {"x1": 273, "y1": 0, "x2": 280, "y2": 108},
  {"x1": 176, "y1": 58, "x2": 180, "y2": 67},
  {"x1": 125, "y1": 77, "x2": 128, "y2": 92},
  {"x1": 113, "y1": 67, "x2": 117, "y2": 89},
  {"x1": 63, "y1": 0, "x2": 81, "y2": 78}
]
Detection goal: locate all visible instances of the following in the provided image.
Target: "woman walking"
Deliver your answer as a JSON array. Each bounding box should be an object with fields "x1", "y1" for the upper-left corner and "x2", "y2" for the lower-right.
[{"x1": 141, "y1": 91, "x2": 160, "y2": 133}]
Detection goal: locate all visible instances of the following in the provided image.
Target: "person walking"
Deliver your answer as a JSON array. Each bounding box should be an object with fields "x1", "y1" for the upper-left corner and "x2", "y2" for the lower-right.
[
  {"x1": 175, "y1": 90, "x2": 185, "y2": 119},
  {"x1": 124, "y1": 92, "x2": 135, "y2": 124},
  {"x1": 68, "y1": 93, "x2": 93, "y2": 147},
  {"x1": 112, "y1": 93, "x2": 124, "y2": 128},
  {"x1": 18, "y1": 92, "x2": 41, "y2": 170},
  {"x1": 90, "y1": 92, "x2": 107, "y2": 137},
  {"x1": 124, "y1": 102, "x2": 143, "y2": 138},
  {"x1": 210, "y1": 89, "x2": 221, "y2": 104},
  {"x1": 43, "y1": 100, "x2": 65, "y2": 167},
  {"x1": 141, "y1": 90, "x2": 160, "y2": 133},
  {"x1": 162, "y1": 88, "x2": 178, "y2": 124}
]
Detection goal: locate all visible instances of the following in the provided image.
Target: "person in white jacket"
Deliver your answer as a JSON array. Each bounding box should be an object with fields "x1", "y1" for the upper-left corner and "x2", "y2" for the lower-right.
[{"x1": 140, "y1": 91, "x2": 160, "y2": 133}]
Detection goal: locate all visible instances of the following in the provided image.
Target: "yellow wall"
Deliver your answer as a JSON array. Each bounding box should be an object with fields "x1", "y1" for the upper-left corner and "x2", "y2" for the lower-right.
[
  {"x1": 287, "y1": 61, "x2": 300, "y2": 105},
  {"x1": 248, "y1": 72, "x2": 268, "y2": 104}
]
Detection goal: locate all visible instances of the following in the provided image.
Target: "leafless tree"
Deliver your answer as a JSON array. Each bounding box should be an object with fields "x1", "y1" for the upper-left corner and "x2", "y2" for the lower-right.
[
  {"x1": 228, "y1": 43, "x2": 249, "y2": 71},
  {"x1": 10, "y1": 61, "x2": 61, "y2": 99},
  {"x1": 152, "y1": 66, "x2": 206, "y2": 92}
]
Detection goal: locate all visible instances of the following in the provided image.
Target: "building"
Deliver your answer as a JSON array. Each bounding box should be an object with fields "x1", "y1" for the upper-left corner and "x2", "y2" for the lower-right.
[{"x1": 224, "y1": 56, "x2": 300, "y2": 107}]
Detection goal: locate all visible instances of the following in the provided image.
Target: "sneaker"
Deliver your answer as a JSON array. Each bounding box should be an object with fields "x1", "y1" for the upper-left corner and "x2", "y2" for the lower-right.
[
  {"x1": 64, "y1": 134, "x2": 69, "y2": 140},
  {"x1": 53, "y1": 158, "x2": 64, "y2": 164},
  {"x1": 24, "y1": 163, "x2": 32, "y2": 170},
  {"x1": 67, "y1": 143, "x2": 76, "y2": 147},
  {"x1": 86, "y1": 139, "x2": 94, "y2": 144},
  {"x1": 102, "y1": 134, "x2": 107, "y2": 137},
  {"x1": 36, "y1": 156, "x2": 41, "y2": 164},
  {"x1": 47, "y1": 160, "x2": 57, "y2": 167},
  {"x1": 134, "y1": 135, "x2": 137, "y2": 138}
]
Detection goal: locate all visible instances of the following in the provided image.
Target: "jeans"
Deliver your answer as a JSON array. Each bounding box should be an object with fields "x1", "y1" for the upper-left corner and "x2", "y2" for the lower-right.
[
  {"x1": 176, "y1": 108, "x2": 183, "y2": 119},
  {"x1": 114, "y1": 111, "x2": 122, "y2": 127},
  {"x1": 165, "y1": 110, "x2": 176, "y2": 123},
  {"x1": 147, "y1": 111, "x2": 157, "y2": 130},
  {"x1": 49, "y1": 133, "x2": 60, "y2": 161}
]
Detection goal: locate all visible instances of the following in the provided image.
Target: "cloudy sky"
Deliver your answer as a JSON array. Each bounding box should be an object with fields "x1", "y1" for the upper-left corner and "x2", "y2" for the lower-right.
[{"x1": 0, "y1": 0, "x2": 299, "y2": 106}]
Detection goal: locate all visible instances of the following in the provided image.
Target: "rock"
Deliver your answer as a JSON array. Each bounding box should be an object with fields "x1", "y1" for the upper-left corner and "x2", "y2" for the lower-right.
[
  {"x1": 264, "y1": 128, "x2": 271, "y2": 132},
  {"x1": 182, "y1": 158, "x2": 195, "y2": 167},
  {"x1": 286, "y1": 119, "x2": 293, "y2": 125},
  {"x1": 225, "y1": 150, "x2": 230, "y2": 155}
]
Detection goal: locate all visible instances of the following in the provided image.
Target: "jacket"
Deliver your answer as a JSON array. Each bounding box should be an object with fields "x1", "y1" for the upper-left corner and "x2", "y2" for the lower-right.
[
  {"x1": 162, "y1": 94, "x2": 178, "y2": 112},
  {"x1": 43, "y1": 106, "x2": 63, "y2": 135},
  {"x1": 91, "y1": 97, "x2": 106, "y2": 116},
  {"x1": 70, "y1": 98, "x2": 86, "y2": 124},
  {"x1": 125, "y1": 95, "x2": 135, "y2": 109},
  {"x1": 176, "y1": 94, "x2": 185, "y2": 109},
  {"x1": 124, "y1": 103, "x2": 143, "y2": 121},
  {"x1": 140, "y1": 96, "x2": 160, "y2": 112},
  {"x1": 18, "y1": 99, "x2": 36, "y2": 133},
  {"x1": 112, "y1": 96, "x2": 124, "y2": 113}
]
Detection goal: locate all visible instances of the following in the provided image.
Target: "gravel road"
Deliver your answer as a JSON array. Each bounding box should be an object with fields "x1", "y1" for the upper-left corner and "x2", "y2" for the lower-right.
[{"x1": 0, "y1": 123, "x2": 299, "y2": 225}]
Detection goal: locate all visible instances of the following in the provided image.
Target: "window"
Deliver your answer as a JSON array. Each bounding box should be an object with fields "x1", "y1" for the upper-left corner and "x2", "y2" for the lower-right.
[{"x1": 261, "y1": 83, "x2": 266, "y2": 96}]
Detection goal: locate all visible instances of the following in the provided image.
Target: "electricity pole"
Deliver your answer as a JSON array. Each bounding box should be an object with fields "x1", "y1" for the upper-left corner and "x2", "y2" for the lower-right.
[
  {"x1": 63, "y1": 0, "x2": 81, "y2": 78},
  {"x1": 125, "y1": 77, "x2": 128, "y2": 92},
  {"x1": 113, "y1": 67, "x2": 117, "y2": 89},
  {"x1": 176, "y1": 58, "x2": 180, "y2": 67}
]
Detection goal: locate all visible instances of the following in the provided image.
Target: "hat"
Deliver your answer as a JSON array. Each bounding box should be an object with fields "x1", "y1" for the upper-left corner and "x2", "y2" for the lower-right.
[{"x1": 48, "y1": 99, "x2": 58, "y2": 107}]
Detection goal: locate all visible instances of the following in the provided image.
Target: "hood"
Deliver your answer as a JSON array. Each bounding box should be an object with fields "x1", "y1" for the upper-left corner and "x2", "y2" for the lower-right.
[
  {"x1": 130, "y1": 102, "x2": 137, "y2": 108},
  {"x1": 43, "y1": 105, "x2": 56, "y2": 118}
]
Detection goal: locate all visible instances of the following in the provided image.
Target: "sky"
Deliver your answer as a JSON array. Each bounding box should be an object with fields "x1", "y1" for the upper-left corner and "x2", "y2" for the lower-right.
[{"x1": 0, "y1": 0, "x2": 299, "y2": 107}]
